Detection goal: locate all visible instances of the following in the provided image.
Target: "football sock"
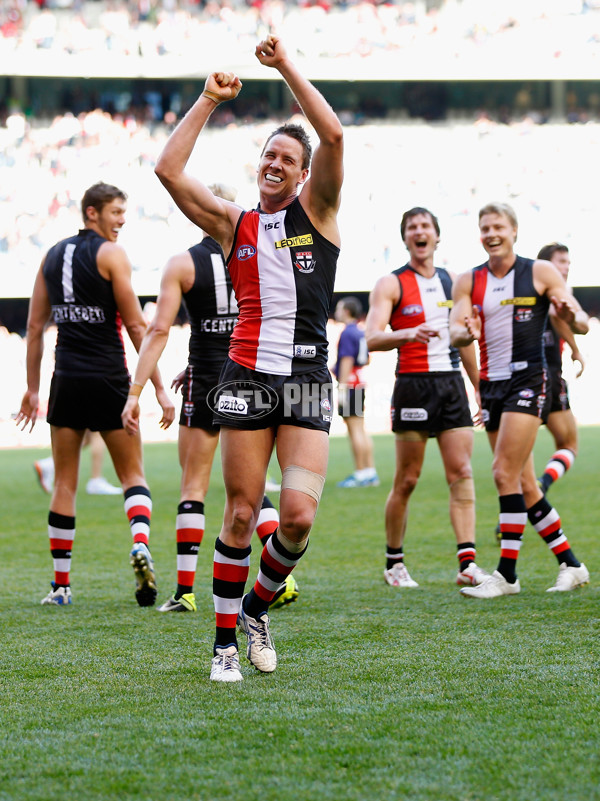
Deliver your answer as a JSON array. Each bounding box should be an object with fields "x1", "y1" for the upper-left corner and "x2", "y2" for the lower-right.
[
  {"x1": 213, "y1": 537, "x2": 251, "y2": 652},
  {"x1": 175, "y1": 500, "x2": 204, "y2": 598},
  {"x1": 386, "y1": 545, "x2": 404, "y2": 570},
  {"x1": 527, "y1": 496, "x2": 580, "y2": 567},
  {"x1": 457, "y1": 542, "x2": 476, "y2": 570},
  {"x1": 497, "y1": 494, "x2": 526, "y2": 583},
  {"x1": 256, "y1": 495, "x2": 279, "y2": 545},
  {"x1": 48, "y1": 511, "x2": 75, "y2": 587},
  {"x1": 124, "y1": 485, "x2": 152, "y2": 546},
  {"x1": 539, "y1": 448, "x2": 575, "y2": 493},
  {"x1": 243, "y1": 531, "x2": 308, "y2": 619}
]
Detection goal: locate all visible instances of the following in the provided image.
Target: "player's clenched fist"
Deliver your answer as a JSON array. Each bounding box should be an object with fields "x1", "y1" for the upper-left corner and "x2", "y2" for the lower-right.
[{"x1": 202, "y1": 71, "x2": 242, "y2": 104}]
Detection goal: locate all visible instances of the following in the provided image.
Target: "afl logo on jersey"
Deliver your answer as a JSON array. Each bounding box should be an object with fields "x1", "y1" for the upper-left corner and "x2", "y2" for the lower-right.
[
  {"x1": 294, "y1": 251, "x2": 315, "y2": 273},
  {"x1": 402, "y1": 304, "x2": 423, "y2": 316},
  {"x1": 237, "y1": 245, "x2": 256, "y2": 261}
]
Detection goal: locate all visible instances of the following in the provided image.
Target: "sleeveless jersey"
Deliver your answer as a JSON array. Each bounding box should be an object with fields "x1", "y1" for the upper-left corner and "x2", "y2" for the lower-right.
[
  {"x1": 471, "y1": 256, "x2": 549, "y2": 381},
  {"x1": 184, "y1": 237, "x2": 238, "y2": 371},
  {"x1": 389, "y1": 264, "x2": 459, "y2": 375},
  {"x1": 43, "y1": 228, "x2": 127, "y2": 377},
  {"x1": 543, "y1": 319, "x2": 563, "y2": 371},
  {"x1": 226, "y1": 197, "x2": 339, "y2": 376}
]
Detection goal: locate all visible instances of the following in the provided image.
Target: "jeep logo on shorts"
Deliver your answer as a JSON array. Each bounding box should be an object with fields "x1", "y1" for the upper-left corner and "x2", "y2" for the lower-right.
[
  {"x1": 400, "y1": 408, "x2": 428, "y2": 421},
  {"x1": 207, "y1": 380, "x2": 279, "y2": 419}
]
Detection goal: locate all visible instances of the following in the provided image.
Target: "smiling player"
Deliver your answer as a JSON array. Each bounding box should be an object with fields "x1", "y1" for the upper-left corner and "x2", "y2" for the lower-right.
[{"x1": 153, "y1": 36, "x2": 344, "y2": 681}]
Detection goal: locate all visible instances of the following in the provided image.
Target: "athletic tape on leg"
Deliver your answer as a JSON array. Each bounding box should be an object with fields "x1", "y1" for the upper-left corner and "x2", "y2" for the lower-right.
[
  {"x1": 449, "y1": 477, "x2": 475, "y2": 505},
  {"x1": 281, "y1": 465, "x2": 325, "y2": 504}
]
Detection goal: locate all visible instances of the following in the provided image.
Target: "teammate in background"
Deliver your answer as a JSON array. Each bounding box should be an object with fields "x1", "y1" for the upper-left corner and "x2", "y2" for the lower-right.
[
  {"x1": 154, "y1": 35, "x2": 343, "y2": 682},
  {"x1": 365, "y1": 207, "x2": 488, "y2": 589},
  {"x1": 450, "y1": 202, "x2": 589, "y2": 598},
  {"x1": 333, "y1": 296, "x2": 379, "y2": 488},
  {"x1": 121, "y1": 183, "x2": 298, "y2": 615},
  {"x1": 34, "y1": 430, "x2": 122, "y2": 495},
  {"x1": 16, "y1": 182, "x2": 174, "y2": 607},
  {"x1": 536, "y1": 242, "x2": 584, "y2": 494}
]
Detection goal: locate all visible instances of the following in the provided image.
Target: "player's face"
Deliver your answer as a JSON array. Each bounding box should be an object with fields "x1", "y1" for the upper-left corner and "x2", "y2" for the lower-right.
[
  {"x1": 88, "y1": 198, "x2": 127, "y2": 242},
  {"x1": 479, "y1": 212, "x2": 517, "y2": 259},
  {"x1": 403, "y1": 213, "x2": 439, "y2": 261},
  {"x1": 258, "y1": 134, "x2": 308, "y2": 201},
  {"x1": 550, "y1": 251, "x2": 570, "y2": 281}
]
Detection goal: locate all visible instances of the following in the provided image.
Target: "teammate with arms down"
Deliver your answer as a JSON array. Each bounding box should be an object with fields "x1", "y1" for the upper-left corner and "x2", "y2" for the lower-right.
[
  {"x1": 366, "y1": 207, "x2": 487, "y2": 589},
  {"x1": 450, "y1": 203, "x2": 590, "y2": 598},
  {"x1": 121, "y1": 183, "x2": 297, "y2": 615},
  {"x1": 333, "y1": 296, "x2": 379, "y2": 489},
  {"x1": 16, "y1": 182, "x2": 174, "y2": 607},
  {"x1": 154, "y1": 36, "x2": 343, "y2": 681}
]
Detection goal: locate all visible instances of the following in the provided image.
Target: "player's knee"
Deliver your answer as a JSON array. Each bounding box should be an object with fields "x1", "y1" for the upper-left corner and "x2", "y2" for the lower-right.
[
  {"x1": 279, "y1": 507, "x2": 315, "y2": 541},
  {"x1": 449, "y1": 476, "x2": 474, "y2": 506},
  {"x1": 394, "y1": 473, "x2": 419, "y2": 498}
]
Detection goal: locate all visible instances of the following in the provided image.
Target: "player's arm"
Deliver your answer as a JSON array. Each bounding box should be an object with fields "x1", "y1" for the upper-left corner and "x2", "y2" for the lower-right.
[
  {"x1": 121, "y1": 255, "x2": 189, "y2": 434},
  {"x1": 449, "y1": 271, "x2": 480, "y2": 346},
  {"x1": 549, "y1": 313, "x2": 585, "y2": 377},
  {"x1": 256, "y1": 36, "x2": 344, "y2": 236},
  {"x1": 154, "y1": 74, "x2": 242, "y2": 254},
  {"x1": 15, "y1": 260, "x2": 51, "y2": 431},
  {"x1": 458, "y1": 342, "x2": 482, "y2": 427},
  {"x1": 365, "y1": 274, "x2": 439, "y2": 351},
  {"x1": 535, "y1": 259, "x2": 589, "y2": 335},
  {"x1": 99, "y1": 242, "x2": 175, "y2": 428}
]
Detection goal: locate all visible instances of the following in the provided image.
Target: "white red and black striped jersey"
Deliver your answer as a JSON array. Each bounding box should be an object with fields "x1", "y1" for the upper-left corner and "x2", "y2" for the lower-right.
[
  {"x1": 43, "y1": 228, "x2": 128, "y2": 377},
  {"x1": 389, "y1": 265, "x2": 459, "y2": 375},
  {"x1": 226, "y1": 198, "x2": 339, "y2": 376},
  {"x1": 471, "y1": 256, "x2": 550, "y2": 381}
]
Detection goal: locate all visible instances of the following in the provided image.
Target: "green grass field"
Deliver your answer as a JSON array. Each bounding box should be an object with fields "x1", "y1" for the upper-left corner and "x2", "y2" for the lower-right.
[{"x1": 1, "y1": 427, "x2": 599, "y2": 801}]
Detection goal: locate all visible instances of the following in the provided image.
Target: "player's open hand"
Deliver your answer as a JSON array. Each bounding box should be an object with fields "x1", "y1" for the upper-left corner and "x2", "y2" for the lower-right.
[
  {"x1": 571, "y1": 349, "x2": 585, "y2": 378},
  {"x1": 550, "y1": 295, "x2": 575, "y2": 325},
  {"x1": 255, "y1": 35, "x2": 288, "y2": 68},
  {"x1": 15, "y1": 390, "x2": 39, "y2": 432},
  {"x1": 171, "y1": 369, "x2": 186, "y2": 394},
  {"x1": 464, "y1": 306, "x2": 482, "y2": 342},
  {"x1": 121, "y1": 396, "x2": 140, "y2": 436},
  {"x1": 204, "y1": 72, "x2": 242, "y2": 103},
  {"x1": 156, "y1": 388, "x2": 176, "y2": 430}
]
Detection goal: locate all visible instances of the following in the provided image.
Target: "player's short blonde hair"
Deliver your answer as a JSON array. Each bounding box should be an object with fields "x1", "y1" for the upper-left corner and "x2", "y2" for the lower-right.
[{"x1": 478, "y1": 202, "x2": 518, "y2": 229}]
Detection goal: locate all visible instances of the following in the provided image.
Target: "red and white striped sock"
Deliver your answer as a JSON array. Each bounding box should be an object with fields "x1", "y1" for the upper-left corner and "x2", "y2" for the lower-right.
[
  {"x1": 255, "y1": 496, "x2": 279, "y2": 545},
  {"x1": 48, "y1": 511, "x2": 75, "y2": 587},
  {"x1": 212, "y1": 537, "x2": 251, "y2": 651},
  {"x1": 124, "y1": 485, "x2": 152, "y2": 546},
  {"x1": 175, "y1": 500, "x2": 205, "y2": 596}
]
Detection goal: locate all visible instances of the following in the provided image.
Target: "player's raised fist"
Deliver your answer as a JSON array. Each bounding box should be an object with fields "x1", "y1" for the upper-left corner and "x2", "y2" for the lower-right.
[
  {"x1": 255, "y1": 35, "x2": 287, "y2": 67},
  {"x1": 203, "y1": 71, "x2": 242, "y2": 104}
]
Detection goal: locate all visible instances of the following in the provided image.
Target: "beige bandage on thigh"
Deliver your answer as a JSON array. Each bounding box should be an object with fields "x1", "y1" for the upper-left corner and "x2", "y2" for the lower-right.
[
  {"x1": 449, "y1": 477, "x2": 475, "y2": 505},
  {"x1": 281, "y1": 465, "x2": 326, "y2": 504},
  {"x1": 395, "y1": 430, "x2": 428, "y2": 443}
]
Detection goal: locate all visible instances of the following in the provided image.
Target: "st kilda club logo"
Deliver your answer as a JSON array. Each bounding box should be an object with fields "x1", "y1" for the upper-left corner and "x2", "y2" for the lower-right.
[{"x1": 294, "y1": 251, "x2": 315, "y2": 273}]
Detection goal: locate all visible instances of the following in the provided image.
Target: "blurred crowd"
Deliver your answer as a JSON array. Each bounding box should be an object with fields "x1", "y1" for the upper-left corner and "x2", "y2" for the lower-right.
[
  {"x1": 1, "y1": 0, "x2": 600, "y2": 68},
  {"x1": 3, "y1": 105, "x2": 600, "y2": 301}
]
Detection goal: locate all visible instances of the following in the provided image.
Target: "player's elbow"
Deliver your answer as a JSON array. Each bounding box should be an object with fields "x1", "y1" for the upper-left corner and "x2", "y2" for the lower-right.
[{"x1": 154, "y1": 157, "x2": 177, "y2": 187}]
